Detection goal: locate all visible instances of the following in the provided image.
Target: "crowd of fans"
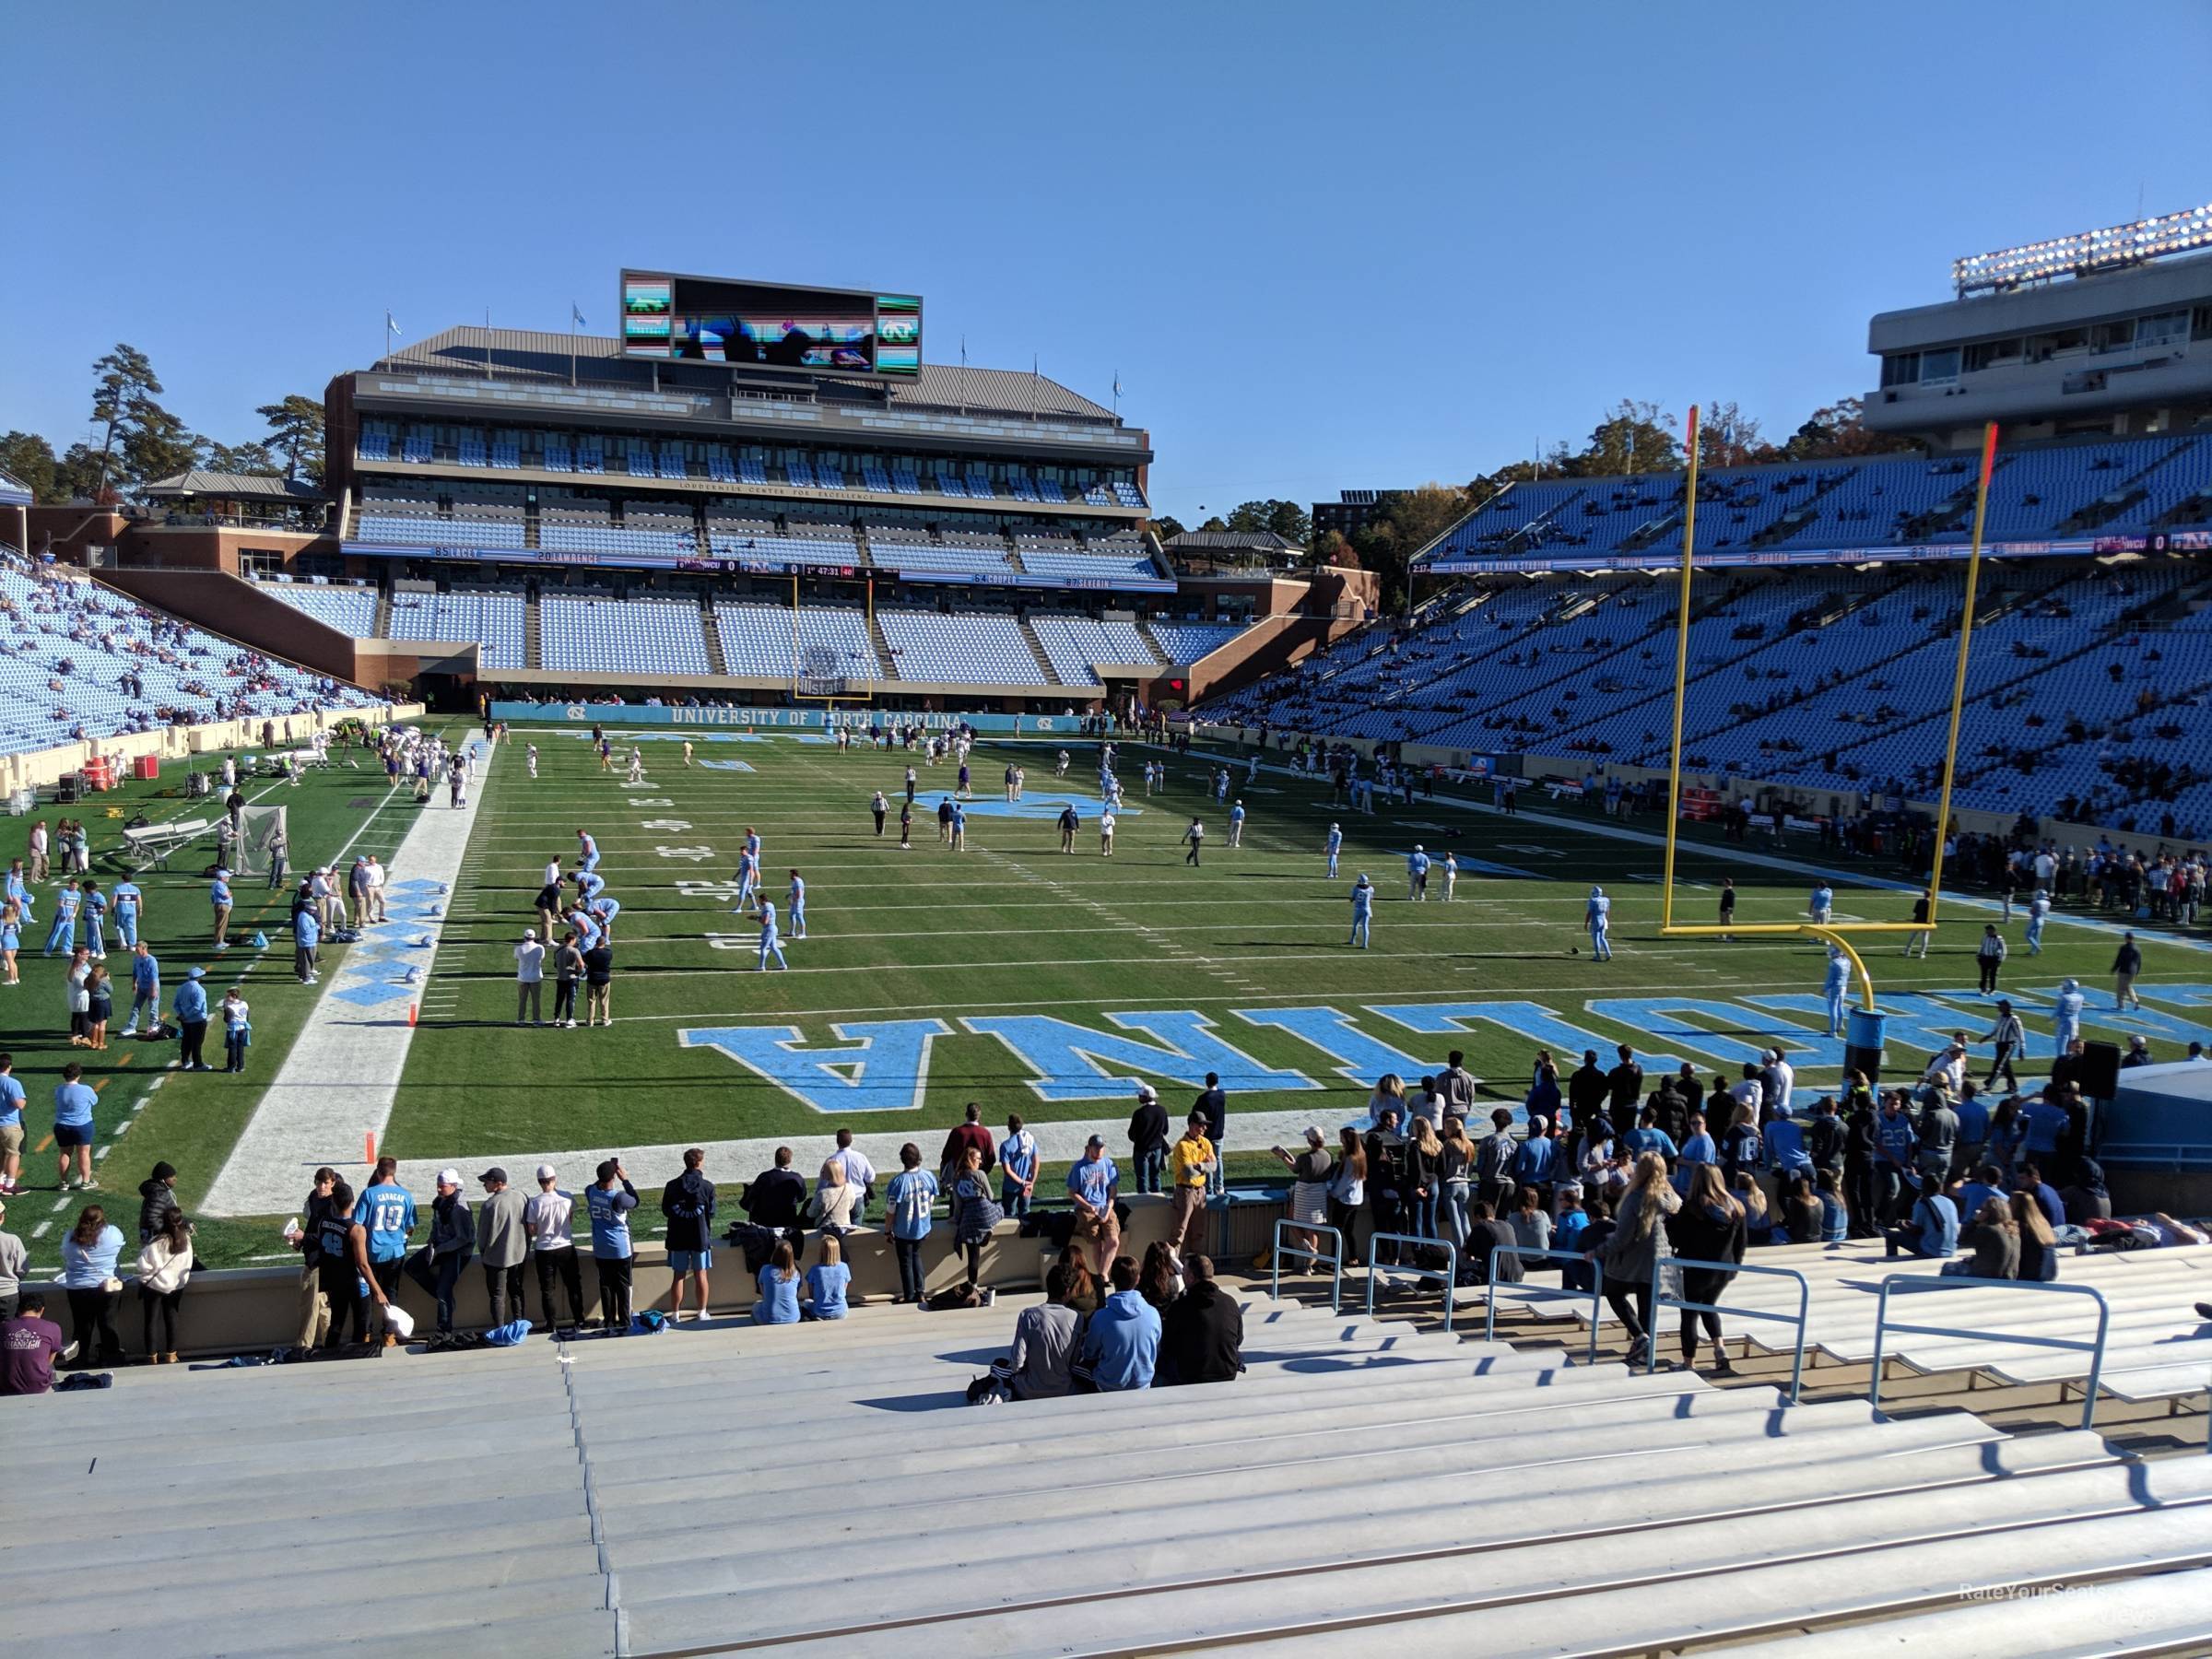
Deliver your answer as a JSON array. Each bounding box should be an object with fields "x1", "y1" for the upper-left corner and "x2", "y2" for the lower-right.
[{"x1": 6, "y1": 1011, "x2": 2186, "y2": 1396}]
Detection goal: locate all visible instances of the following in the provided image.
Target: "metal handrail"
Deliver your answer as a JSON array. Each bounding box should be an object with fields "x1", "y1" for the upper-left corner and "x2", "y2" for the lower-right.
[
  {"x1": 1270, "y1": 1220, "x2": 1345, "y2": 1314},
  {"x1": 1650, "y1": 1254, "x2": 1814, "y2": 1403},
  {"x1": 1484, "y1": 1244, "x2": 1604, "y2": 1364},
  {"x1": 1869, "y1": 1274, "x2": 2112, "y2": 1432},
  {"x1": 1365, "y1": 1232, "x2": 1457, "y2": 1333}
]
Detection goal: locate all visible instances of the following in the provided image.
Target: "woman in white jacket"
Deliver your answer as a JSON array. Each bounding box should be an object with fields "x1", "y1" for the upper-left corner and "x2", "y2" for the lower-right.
[{"x1": 135, "y1": 1206, "x2": 194, "y2": 1363}]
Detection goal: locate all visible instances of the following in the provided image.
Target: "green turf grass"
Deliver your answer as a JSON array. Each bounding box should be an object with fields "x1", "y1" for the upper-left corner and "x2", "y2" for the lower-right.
[
  {"x1": 386, "y1": 726, "x2": 2192, "y2": 1182},
  {"x1": 13, "y1": 721, "x2": 2194, "y2": 1274},
  {"x1": 0, "y1": 728, "x2": 467, "y2": 1276}
]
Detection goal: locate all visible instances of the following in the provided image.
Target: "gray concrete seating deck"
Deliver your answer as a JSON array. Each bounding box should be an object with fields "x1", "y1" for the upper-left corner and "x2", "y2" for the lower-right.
[
  {"x1": 5, "y1": 1285, "x2": 2208, "y2": 1655},
  {"x1": 1480, "y1": 1237, "x2": 2212, "y2": 1408},
  {"x1": 1724, "y1": 1565, "x2": 2212, "y2": 1656}
]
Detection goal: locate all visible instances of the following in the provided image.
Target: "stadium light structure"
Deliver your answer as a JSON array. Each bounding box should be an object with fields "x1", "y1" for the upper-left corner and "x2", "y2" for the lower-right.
[
  {"x1": 1655, "y1": 408, "x2": 2004, "y2": 1020},
  {"x1": 1953, "y1": 203, "x2": 2212, "y2": 296}
]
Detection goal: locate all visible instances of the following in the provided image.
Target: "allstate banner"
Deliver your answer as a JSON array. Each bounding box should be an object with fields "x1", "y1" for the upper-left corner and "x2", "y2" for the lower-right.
[{"x1": 490, "y1": 700, "x2": 1083, "y2": 735}]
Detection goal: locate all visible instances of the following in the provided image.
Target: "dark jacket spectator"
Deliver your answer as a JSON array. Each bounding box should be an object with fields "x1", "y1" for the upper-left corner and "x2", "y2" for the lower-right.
[
  {"x1": 661, "y1": 1167, "x2": 717, "y2": 1253},
  {"x1": 1159, "y1": 1259, "x2": 1243, "y2": 1385},
  {"x1": 744, "y1": 1158, "x2": 807, "y2": 1230},
  {"x1": 1127, "y1": 1095, "x2": 1170, "y2": 1159},
  {"x1": 939, "y1": 1113, "x2": 996, "y2": 1178}
]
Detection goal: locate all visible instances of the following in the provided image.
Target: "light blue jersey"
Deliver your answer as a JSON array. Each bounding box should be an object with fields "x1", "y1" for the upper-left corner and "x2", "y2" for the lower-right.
[{"x1": 353, "y1": 1182, "x2": 418, "y2": 1263}]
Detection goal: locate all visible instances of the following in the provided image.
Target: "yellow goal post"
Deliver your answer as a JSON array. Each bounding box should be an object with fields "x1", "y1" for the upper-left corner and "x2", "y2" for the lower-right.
[{"x1": 1655, "y1": 409, "x2": 2001, "y2": 1010}]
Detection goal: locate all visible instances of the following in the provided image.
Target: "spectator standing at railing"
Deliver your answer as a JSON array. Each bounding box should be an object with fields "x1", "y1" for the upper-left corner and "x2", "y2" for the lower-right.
[
  {"x1": 1592, "y1": 1153, "x2": 1678, "y2": 1371},
  {"x1": 1127, "y1": 1085, "x2": 1169, "y2": 1195},
  {"x1": 1667, "y1": 1166, "x2": 1745, "y2": 1374}
]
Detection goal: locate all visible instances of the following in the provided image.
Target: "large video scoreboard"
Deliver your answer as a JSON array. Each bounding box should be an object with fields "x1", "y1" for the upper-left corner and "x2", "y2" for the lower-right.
[{"x1": 619, "y1": 272, "x2": 921, "y2": 379}]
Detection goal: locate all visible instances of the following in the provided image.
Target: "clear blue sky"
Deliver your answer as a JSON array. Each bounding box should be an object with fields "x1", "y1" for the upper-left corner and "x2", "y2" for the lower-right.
[{"x1": 8, "y1": 2, "x2": 2210, "y2": 523}]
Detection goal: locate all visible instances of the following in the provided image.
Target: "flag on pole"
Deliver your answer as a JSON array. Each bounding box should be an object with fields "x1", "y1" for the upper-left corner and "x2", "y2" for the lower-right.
[
  {"x1": 385, "y1": 311, "x2": 401, "y2": 337},
  {"x1": 1113, "y1": 374, "x2": 1123, "y2": 400},
  {"x1": 571, "y1": 302, "x2": 586, "y2": 329}
]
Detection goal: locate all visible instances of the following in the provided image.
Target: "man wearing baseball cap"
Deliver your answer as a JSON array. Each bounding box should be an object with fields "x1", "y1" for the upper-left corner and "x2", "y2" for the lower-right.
[
  {"x1": 1127, "y1": 1083, "x2": 1170, "y2": 1195},
  {"x1": 1065, "y1": 1134, "x2": 1122, "y2": 1277},
  {"x1": 477, "y1": 1168, "x2": 529, "y2": 1330},
  {"x1": 524, "y1": 1163, "x2": 585, "y2": 1333},
  {"x1": 585, "y1": 1159, "x2": 639, "y2": 1335},
  {"x1": 514, "y1": 929, "x2": 545, "y2": 1026},
  {"x1": 404, "y1": 1168, "x2": 477, "y2": 1336}
]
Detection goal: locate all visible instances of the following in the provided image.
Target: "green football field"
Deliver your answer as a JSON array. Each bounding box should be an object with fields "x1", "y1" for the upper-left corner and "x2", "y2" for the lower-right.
[{"x1": 11, "y1": 721, "x2": 2207, "y2": 1273}]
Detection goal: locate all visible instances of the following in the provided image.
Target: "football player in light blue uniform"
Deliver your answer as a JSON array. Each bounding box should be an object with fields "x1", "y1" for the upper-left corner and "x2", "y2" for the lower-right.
[
  {"x1": 1823, "y1": 946, "x2": 1852, "y2": 1038},
  {"x1": 1406, "y1": 845, "x2": 1430, "y2": 901},
  {"x1": 734, "y1": 849, "x2": 760, "y2": 914},
  {"x1": 1809, "y1": 882, "x2": 1834, "y2": 925},
  {"x1": 786, "y1": 871, "x2": 807, "y2": 940},
  {"x1": 1584, "y1": 886, "x2": 1613, "y2": 960},
  {"x1": 43, "y1": 882, "x2": 79, "y2": 958},
  {"x1": 1347, "y1": 873, "x2": 1374, "y2": 949},
  {"x1": 1228, "y1": 801, "x2": 1246, "y2": 848},
  {"x1": 76, "y1": 881, "x2": 108, "y2": 959},
  {"x1": 2024, "y1": 888, "x2": 2050, "y2": 955},
  {"x1": 109, "y1": 878, "x2": 142, "y2": 949},
  {"x1": 2053, "y1": 977, "x2": 2086, "y2": 1054},
  {"x1": 1324, "y1": 823, "x2": 1342, "y2": 879},
  {"x1": 757, "y1": 898, "x2": 788, "y2": 971}
]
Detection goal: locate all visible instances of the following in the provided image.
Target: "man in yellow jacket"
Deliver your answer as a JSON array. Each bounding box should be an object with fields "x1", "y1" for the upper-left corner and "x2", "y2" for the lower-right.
[{"x1": 1167, "y1": 1113, "x2": 1217, "y2": 1258}]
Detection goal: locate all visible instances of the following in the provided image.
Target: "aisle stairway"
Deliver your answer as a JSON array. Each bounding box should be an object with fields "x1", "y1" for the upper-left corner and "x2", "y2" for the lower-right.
[
  {"x1": 1016, "y1": 613, "x2": 1061, "y2": 683},
  {"x1": 698, "y1": 597, "x2": 729, "y2": 676}
]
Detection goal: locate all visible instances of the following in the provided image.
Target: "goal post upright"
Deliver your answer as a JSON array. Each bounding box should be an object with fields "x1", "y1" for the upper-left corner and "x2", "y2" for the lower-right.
[
  {"x1": 1660, "y1": 403, "x2": 1702, "y2": 935},
  {"x1": 1650, "y1": 408, "x2": 2006, "y2": 1018},
  {"x1": 1922, "y1": 420, "x2": 2002, "y2": 936}
]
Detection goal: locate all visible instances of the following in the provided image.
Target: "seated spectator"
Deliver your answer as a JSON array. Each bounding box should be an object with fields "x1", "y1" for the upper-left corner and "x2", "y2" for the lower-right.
[
  {"x1": 1509, "y1": 1184, "x2": 1551, "y2": 1255},
  {"x1": 1465, "y1": 1199, "x2": 1522, "y2": 1285},
  {"x1": 1884, "y1": 1186, "x2": 1959, "y2": 1261},
  {"x1": 0, "y1": 1291, "x2": 66, "y2": 1394},
  {"x1": 2012, "y1": 1190, "x2": 2060, "y2": 1283},
  {"x1": 2017, "y1": 1162, "x2": 2066, "y2": 1233},
  {"x1": 752, "y1": 1240, "x2": 802, "y2": 1325},
  {"x1": 1947, "y1": 1196, "x2": 2019, "y2": 1279},
  {"x1": 803, "y1": 1235, "x2": 851, "y2": 1320},
  {"x1": 1816, "y1": 1169, "x2": 1850, "y2": 1244},
  {"x1": 1054, "y1": 1243, "x2": 1104, "y2": 1319},
  {"x1": 1950, "y1": 1163, "x2": 2009, "y2": 1233},
  {"x1": 1159, "y1": 1254, "x2": 1244, "y2": 1385},
  {"x1": 983, "y1": 1265, "x2": 1084, "y2": 1402},
  {"x1": 2060, "y1": 1159, "x2": 2112, "y2": 1225},
  {"x1": 1075, "y1": 1255, "x2": 1160, "y2": 1391},
  {"x1": 1137, "y1": 1240, "x2": 1183, "y2": 1312},
  {"x1": 1730, "y1": 1171, "x2": 1773, "y2": 1246},
  {"x1": 1781, "y1": 1173, "x2": 1823, "y2": 1243}
]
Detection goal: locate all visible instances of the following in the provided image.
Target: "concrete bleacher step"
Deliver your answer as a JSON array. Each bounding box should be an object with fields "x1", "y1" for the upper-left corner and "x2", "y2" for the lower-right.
[
  {"x1": 564, "y1": 1318, "x2": 1510, "y2": 1417},
  {"x1": 696, "y1": 1459, "x2": 2212, "y2": 1657},
  {"x1": 1223, "y1": 1501, "x2": 2212, "y2": 1658},
  {"x1": 8, "y1": 1453, "x2": 589, "y2": 1538},
  {"x1": 586, "y1": 1367, "x2": 1804, "y2": 1503},
  {"x1": 0, "y1": 1509, "x2": 595, "y2": 1585},
  {"x1": 0, "y1": 1541, "x2": 609, "y2": 1646},
  {"x1": 597, "y1": 1417, "x2": 2097, "y2": 1598},
  {"x1": 6, "y1": 1411, "x2": 577, "y2": 1484},
  {"x1": 1722, "y1": 1563, "x2": 2212, "y2": 1655},
  {"x1": 19, "y1": 1618, "x2": 623, "y2": 1659}
]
